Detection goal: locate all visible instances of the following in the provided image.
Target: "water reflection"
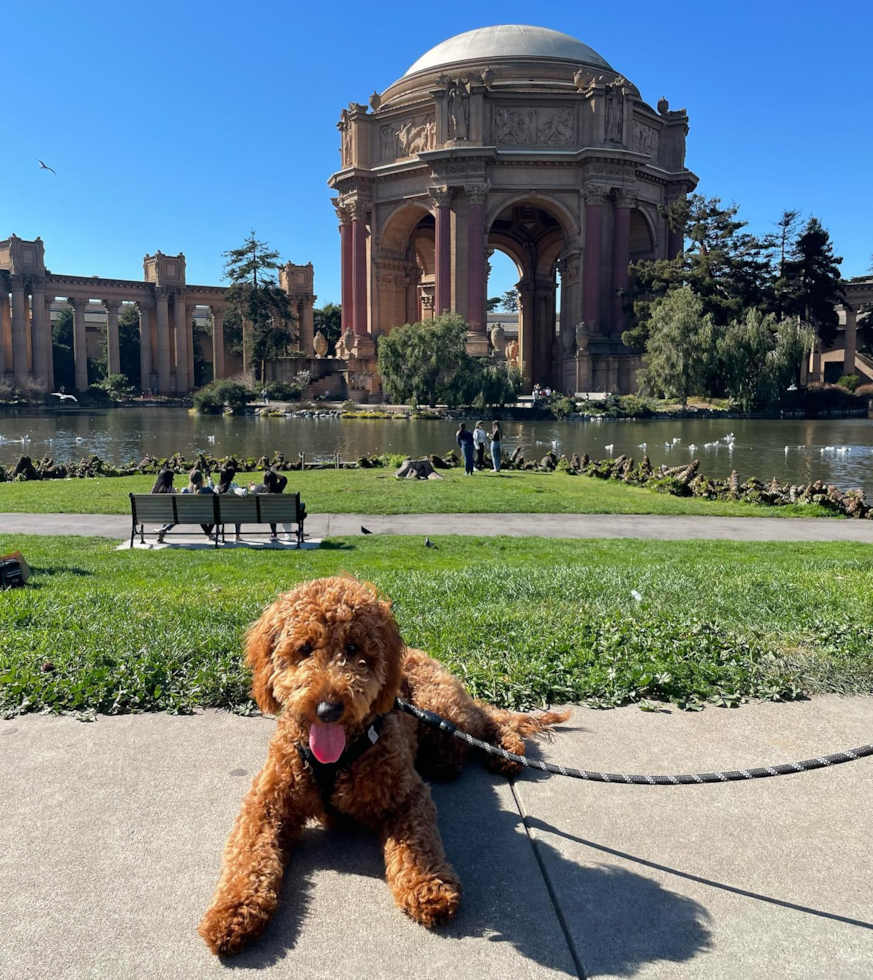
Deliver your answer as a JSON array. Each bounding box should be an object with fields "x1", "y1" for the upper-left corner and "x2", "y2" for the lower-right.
[{"x1": 2, "y1": 408, "x2": 873, "y2": 494}]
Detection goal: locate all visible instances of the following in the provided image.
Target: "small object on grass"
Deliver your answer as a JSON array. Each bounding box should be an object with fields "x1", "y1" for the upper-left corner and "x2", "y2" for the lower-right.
[
  {"x1": 361, "y1": 525, "x2": 372, "y2": 534},
  {"x1": 630, "y1": 589, "x2": 642, "y2": 602},
  {"x1": 425, "y1": 537, "x2": 437, "y2": 549}
]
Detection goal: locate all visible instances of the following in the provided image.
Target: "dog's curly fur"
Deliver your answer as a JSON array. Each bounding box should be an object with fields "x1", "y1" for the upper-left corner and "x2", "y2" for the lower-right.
[{"x1": 198, "y1": 576, "x2": 568, "y2": 956}]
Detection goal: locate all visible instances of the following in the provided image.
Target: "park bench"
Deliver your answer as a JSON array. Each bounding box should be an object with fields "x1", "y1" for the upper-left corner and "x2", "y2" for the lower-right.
[{"x1": 128, "y1": 493, "x2": 306, "y2": 549}]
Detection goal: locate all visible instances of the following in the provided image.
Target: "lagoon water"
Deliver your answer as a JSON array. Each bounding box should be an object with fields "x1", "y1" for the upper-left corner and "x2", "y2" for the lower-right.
[{"x1": 2, "y1": 407, "x2": 873, "y2": 495}]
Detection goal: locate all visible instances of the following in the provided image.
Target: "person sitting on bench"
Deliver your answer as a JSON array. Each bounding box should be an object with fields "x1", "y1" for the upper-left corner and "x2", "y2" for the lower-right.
[
  {"x1": 250, "y1": 468, "x2": 293, "y2": 543},
  {"x1": 156, "y1": 468, "x2": 214, "y2": 543}
]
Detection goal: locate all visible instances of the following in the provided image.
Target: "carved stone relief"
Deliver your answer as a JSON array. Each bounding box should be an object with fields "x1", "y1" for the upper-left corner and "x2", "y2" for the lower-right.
[
  {"x1": 494, "y1": 107, "x2": 574, "y2": 146},
  {"x1": 632, "y1": 121, "x2": 660, "y2": 157},
  {"x1": 379, "y1": 115, "x2": 436, "y2": 161}
]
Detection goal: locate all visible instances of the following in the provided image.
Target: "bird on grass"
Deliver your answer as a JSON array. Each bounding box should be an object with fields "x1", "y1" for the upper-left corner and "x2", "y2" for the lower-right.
[
  {"x1": 425, "y1": 537, "x2": 437, "y2": 548},
  {"x1": 37, "y1": 159, "x2": 57, "y2": 174},
  {"x1": 361, "y1": 525, "x2": 372, "y2": 534}
]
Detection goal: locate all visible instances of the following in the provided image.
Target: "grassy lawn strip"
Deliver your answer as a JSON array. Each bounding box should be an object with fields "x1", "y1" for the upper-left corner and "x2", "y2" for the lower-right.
[
  {"x1": 1, "y1": 534, "x2": 870, "y2": 717},
  {"x1": 0, "y1": 469, "x2": 835, "y2": 518}
]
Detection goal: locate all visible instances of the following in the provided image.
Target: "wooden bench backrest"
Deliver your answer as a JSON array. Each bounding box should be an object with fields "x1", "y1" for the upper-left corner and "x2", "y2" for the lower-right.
[{"x1": 130, "y1": 492, "x2": 302, "y2": 525}]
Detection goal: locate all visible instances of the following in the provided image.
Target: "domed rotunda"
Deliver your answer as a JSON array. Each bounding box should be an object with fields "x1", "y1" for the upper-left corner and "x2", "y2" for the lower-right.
[{"x1": 328, "y1": 25, "x2": 697, "y2": 394}]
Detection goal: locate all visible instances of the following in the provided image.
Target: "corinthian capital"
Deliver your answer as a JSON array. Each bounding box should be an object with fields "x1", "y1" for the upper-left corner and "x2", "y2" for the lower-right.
[
  {"x1": 615, "y1": 188, "x2": 637, "y2": 209},
  {"x1": 103, "y1": 299, "x2": 121, "y2": 314},
  {"x1": 347, "y1": 200, "x2": 370, "y2": 221},
  {"x1": 332, "y1": 196, "x2": 351, "y2": 225},
  {"x1": 428, "y1": 185, "x2": 453, "y2": 208},
  {"x1": 584, "y1": 184, "x2": 609, "y2": 207},
  {"x1": 464, "y1": 181, "x2": 490, "y2": 206},
  {"x1": 68, "y1": 295, "x2": 90, "y2": 311}
]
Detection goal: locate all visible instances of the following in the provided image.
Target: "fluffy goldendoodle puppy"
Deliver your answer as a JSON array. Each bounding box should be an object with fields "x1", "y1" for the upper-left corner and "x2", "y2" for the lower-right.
[{"x1": 199, "y1": 575, "x2": 567, "y2": 956}]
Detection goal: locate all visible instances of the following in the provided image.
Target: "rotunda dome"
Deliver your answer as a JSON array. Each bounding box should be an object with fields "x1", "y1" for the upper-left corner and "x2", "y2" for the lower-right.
[{"x1": 403, "y1": 25, "x2": 613, "y2": 77}]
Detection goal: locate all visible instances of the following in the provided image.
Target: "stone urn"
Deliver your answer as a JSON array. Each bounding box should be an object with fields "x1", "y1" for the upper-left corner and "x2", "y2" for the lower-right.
[
  {"x1": 482, "y1": 67, "x2": 495, "y2": 90},
  {"x1": 576, "y1": 322, "x2": 591, "y2": 351},
  {"x1": 505, "y1": 339, "x2": 519, "y2": 366},
  {"x1": 490, "y1": 323, "x2": 506, "y2": 356},
  {"x1": 313, "y1": 330, "x2": 328, "y2": 358}
]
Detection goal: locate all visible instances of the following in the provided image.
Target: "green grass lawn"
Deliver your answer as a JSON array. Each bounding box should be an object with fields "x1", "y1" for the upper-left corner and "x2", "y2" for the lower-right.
[
  {"x1": 0, "y1": 468, "x2": 835, "y2": 518},
  {"x1": 2, "y1": 534, "x2": 870, "y2": 718}
]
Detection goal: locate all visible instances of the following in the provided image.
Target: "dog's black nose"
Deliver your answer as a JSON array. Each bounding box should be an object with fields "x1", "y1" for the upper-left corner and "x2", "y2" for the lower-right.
[{"x1": 316, "y1": 701, "x2": 345, "y2": 723}]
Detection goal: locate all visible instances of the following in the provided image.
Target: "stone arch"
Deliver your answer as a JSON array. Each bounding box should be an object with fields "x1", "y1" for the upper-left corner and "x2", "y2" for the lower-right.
[
  {"x1": 485, "y1": 193, "x2": 579, "y2": 239},
  {"x1": 378, "y1": 202, "x2": 433, "y2": 258},
  {"x1": 629, "y1": 207, "x2": 657, "y2": 261}
]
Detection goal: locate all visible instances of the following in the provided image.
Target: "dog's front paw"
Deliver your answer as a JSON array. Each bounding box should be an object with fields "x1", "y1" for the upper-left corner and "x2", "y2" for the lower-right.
[
  {"x1": 397, "y1": 870, "x2": 461, "y2": 927},
  {"x1": 198, "y1": 900, "x2": 272, "y2": 957}
]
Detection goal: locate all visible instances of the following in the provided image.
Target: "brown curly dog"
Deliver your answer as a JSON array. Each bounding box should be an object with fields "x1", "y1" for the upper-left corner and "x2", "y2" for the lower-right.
[{"x1": 198, "y1": 575, "x2": 568, "y2": 956}]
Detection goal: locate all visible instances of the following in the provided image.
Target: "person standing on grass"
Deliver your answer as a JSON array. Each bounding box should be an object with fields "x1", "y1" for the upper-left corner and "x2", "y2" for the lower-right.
[
  {"x1": 473, "y1": 420, "x2": 488, "y2": 470},
  {"x1": 456, "y1": 422, "x2": 475, "y2": 476},
  {"x1": 491, "y1": 421, "x2": 503, "y2": 472},
  {"x1": 261, "y1": 387, "x2": 269, "y2": 405}
]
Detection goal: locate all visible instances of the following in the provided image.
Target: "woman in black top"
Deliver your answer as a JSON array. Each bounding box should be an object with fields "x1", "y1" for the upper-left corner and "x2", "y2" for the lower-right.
[{"x1": 490, "y1": 422, "x2": 503, "y2": 472}]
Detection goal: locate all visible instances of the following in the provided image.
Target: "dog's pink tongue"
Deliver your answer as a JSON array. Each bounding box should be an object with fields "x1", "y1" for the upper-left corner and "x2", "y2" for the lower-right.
[{"x1": 309, "y1": 723, "x2": 346, "y2": 764}]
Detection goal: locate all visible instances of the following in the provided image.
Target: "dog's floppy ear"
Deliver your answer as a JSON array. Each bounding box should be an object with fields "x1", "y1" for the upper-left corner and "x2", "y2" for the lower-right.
[
  {"x1": 371, "y1": 599, "x2": 406, "y2": 716},
  {"x1": 245, "y1": 610, "x2": 282, "y2": 716}
]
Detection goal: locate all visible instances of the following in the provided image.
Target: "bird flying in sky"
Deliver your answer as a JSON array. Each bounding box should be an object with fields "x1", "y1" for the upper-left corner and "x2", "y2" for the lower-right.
[{"x1": 37, "y1": 159, "x2": 56, "y2": 174}]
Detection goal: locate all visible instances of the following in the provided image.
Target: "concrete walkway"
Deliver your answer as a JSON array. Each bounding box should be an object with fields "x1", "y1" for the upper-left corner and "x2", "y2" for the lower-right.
[
  {"x1": 5, "y1": 511, "x2": 873, "y2": 542},
  {"x1": 2, "y1": 696, "x2": 870, "y2": 979}
]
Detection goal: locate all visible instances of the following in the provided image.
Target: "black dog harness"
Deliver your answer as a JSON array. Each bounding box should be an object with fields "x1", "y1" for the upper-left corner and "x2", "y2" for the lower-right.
[{"x1": 296, "y1": 714, "x2": 387, "y2": 812}]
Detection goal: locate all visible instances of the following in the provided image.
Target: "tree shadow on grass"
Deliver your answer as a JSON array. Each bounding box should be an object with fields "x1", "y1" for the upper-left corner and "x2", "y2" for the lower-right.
[
  {"x1": 221, "y1": 764, "x2": 712, "y2": 977},
  {"x1": 318, "y1": 540, "x2": 355, "y2": 552},
  {"x1": 28, "y1": 565, "x2": 93, "y2": 577}
]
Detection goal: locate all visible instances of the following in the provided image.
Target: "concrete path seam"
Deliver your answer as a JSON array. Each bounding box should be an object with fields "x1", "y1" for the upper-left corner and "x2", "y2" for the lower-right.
[{"x1": 509, "y1": 779, "x2": 588, "y2": 980}]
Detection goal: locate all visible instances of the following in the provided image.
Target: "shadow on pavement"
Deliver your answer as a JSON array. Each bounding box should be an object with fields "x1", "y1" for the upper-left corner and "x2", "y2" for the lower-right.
[{"x1": 223, "y1": 764, "x2": 713, "y2": 977}]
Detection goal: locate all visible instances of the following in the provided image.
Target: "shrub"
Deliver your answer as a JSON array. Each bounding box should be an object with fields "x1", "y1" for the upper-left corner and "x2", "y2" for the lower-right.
[
  {"x1": 259, "y1": 371, "x2": 311, "y2": 401},
  {"x1": 92, "y1": 373, "x2": 135, "y2": 401},
  {"x1": 837, "y1": 374, "x2": 860, "y2": 392},
  {"x1": 548, "y1": 395, "x2": 576, "y2": 419},
  {"x1": 193, "y1": 380, "x2": 253, "y2": 414},
  {"x1": 341, "y1": 400, "x2": 357, "y2": 413},
  {"x1": 617, "y1": 394, "x2": 654, "y2": 417}
]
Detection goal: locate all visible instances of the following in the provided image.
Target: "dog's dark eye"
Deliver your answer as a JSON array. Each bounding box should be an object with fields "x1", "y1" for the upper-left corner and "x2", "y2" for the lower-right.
[
  {"x1": 346, "y1": 642, "x2": 358, "y2": 655},
  {"x1": 299, "y1": 642, "x2": 313, "y2": 657}
]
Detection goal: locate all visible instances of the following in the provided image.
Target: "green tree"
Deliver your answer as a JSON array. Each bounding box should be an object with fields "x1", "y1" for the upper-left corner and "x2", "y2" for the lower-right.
[
  {"x1": 377, "y1": 313, "x2": 470, "y2": 407},
  {"x1": 95, "y1": 305, "x2": 142, "y2": 388},
  {"x1": 779, "y1": 217, "x2": 844, "y2": 347},
  {"x1": 624, "y1": 195, "x2": 774, "y2": 350},
  {"x1": 498, "y1": 290, "x2": 519, "y2": 312},
  {"x1": 639, "y1": 287, "x2": 715, "y2": 405},
  {"x1": 313, "y1": 303, "x2": 342, "y2": 354},
  {"x1": 223, "y1": 232, "x2": 296, "y2": 380},
  {"x1": 486, "y1": 296, "x2": 501, "y2": 313},
  {"x1": 51, "y1": 306, "x2": 75, "y2": 391}
]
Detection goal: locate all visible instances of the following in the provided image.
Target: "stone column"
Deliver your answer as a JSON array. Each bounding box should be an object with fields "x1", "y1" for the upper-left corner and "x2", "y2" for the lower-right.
[
  {"x1": 186, "y1": 304, "x2": 197, "y2": 391},
  {"x1": 518, "y1": 281, "x2": 536, "y2": 389},
  {"x1": 299, "y1": 300, "x2": 315, "y2": 355},
  {"x1": 154, "y1": 288, "x2": 172, "y2": 393},
  {"x1": 0, "y1": 278, "x2": 11, "y2": 377},
  {"x1": 843, "y1": 306, "x2": 858, "y2": 375},
  {"x1": 465, "y1": 183, "x2": 488, "y2": 336},
  {"x1": 349, "y1": 202, "x2": 369, "y2": 335},
  {"x1": 68, "y1": 296, "x2": 89, "y2": 391},
  {"x1": 335, "y1": 203, "x2": 352, "y2": 334},
  {"x1": 211, "y1": 307, "x2": 225, "y2": 380},
  {"x1": 583, "y1": 186, "x2": 607, "y2": 332},
  {"x1": 137, "y1": 302, "x2": 153, "y2": 392},
  {"x1": 103, "y1": 299, "x2": 121, "y2": 376},
  {"x1": 430, "y1": 186, "x2": 452, "y2": 316},
  {"x1": 811, "y1": 340, "x2": 822, "y2": 383},
  {"x1": 172, "y1": 293, "x2": 188, "y2": 392},
  {"x1": 30, "y1": 281, "x2": 51, "y2": 387},
  {"x1": 42, "y1": 291, "x2": 55, "y2": 391},
  {"x1": 242, "y1": 319, "x2": 252, "y2": 374},
  {"x1": 612, "y1": 190, "x2": 634, "y2": 335},
  {"x1": 10, "y1": 276, "x2": 30, "y2": 383}
]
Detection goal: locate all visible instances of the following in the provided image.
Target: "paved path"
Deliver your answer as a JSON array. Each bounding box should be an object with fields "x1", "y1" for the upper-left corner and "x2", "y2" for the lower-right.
[
  {"x1": 5, "y1": 511, "x2": 873, "y2": 542},
  {"x1": 2, "y1": 696, "x2": 871, "y2": 979}
]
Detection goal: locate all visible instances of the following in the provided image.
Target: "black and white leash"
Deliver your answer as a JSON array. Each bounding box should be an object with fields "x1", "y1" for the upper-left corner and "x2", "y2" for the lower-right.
[{"x1": 394, "y1": 698, "x2": 873, "y2": 785}]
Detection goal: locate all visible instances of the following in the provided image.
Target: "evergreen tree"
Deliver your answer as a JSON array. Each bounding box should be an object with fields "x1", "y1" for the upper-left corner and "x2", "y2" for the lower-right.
[
  {"x1": 223, "y1": 232, "x2": 296, "y2": 380},
  {"x1": 623, "y1": 195, "x2": 774, "y2": 349},
  {"x1": 638, "y1": 287, "x2": 715, "y2": 405},
  {"x1": 779, "y1": 217, "x2": 844, "y2": 347},
  {"x1": 95, "y1": 305, "x2": 142, "y2": 387},
  {"x1": 377, "y1": 313, "x2": 470, "y2": 407},
  {"x1": 498, "y1": 290, "x2": 519, "y2": 313}
]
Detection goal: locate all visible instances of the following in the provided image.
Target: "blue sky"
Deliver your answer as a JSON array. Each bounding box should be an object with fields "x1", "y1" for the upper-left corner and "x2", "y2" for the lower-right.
[{"x1": 4, "y1": 0, "x2": 870, "y2": 304}]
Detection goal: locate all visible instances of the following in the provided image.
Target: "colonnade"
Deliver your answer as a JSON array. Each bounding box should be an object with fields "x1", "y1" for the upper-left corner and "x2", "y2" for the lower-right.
[{"x1": 0, "y1": 274, "x2": 229, "y2": 394}]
